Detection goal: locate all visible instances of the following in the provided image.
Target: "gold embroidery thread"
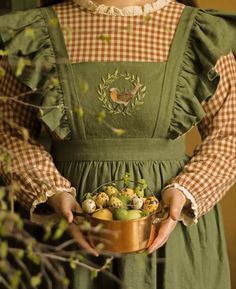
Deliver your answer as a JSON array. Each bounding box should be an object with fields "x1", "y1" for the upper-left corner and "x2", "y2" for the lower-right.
[{"x1": 97, "y1": 69, "x2": 146, "y2": 116}]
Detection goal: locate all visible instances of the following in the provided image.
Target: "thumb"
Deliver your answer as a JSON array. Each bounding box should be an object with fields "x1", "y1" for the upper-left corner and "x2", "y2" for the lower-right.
[
  {"x1": 62, "y1": 209, "x2": 74, "y2": 224},
  {"x1": 169, "y1": 194, "x2": 185, "y2": 221}
]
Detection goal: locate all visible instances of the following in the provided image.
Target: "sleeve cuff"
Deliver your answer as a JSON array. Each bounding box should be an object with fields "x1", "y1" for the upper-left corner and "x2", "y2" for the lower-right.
[
  {"x1": 161, "y1": 183, "x2": 198, "y2": 226},
  {"x1": 30, "y1": 186, "x2": 77, "y2": 224}
]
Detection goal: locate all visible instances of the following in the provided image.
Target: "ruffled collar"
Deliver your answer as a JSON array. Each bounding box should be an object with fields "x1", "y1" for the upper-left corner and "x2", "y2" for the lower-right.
[{"x1": 72, "y1": 0, "x2": 172, "y2": 16}]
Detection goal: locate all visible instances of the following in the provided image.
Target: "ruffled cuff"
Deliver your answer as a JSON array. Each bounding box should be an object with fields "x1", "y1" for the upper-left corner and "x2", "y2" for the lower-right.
[
  {"x1": 161, "y1": 183, "x2": 198, "y2": 226},
  {"x1": 30, "y1": 186, "x2": 76, "y2": 224}
]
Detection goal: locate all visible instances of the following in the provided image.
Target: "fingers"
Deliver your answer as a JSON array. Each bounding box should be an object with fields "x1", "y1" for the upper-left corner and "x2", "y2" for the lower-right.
[
  {"x1": 147, "y1": 217, "x2": 177, "y2": 254},
  {"x1": 48, "y1": 192, "x2": 81, "y2": 224},
  {"x1": 68, "y1": 223, "x2": 99, "y2": 257},
  {"x1": 162, "y1": 187, "x2": 187, "y2": 221},
  {"x1": 62, "y1": 201, "x2": 83, "y2": 224},
  {"x1": 61, "y1": 209, "x2": 74, "y2": 224},
  {"x1": 168, "y1": 194, "x2": 184, "y2": 221}
]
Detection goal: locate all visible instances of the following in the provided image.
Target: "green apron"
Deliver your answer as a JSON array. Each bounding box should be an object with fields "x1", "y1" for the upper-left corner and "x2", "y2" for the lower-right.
[
  {"x1": 39, "y1": 6, "x2": 231, "y2": 289},
  {"x1": 0, "y1": 4, "x2": 233, "y2": 289}
]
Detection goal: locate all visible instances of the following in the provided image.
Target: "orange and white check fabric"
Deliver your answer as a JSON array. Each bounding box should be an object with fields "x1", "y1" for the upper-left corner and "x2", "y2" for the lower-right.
[
  {"x1": 56, "y1": 0, "x2": 183, "y2": 63},
  {"x1": 0, "y1": 0, "x2": 235, "y2": 224}
]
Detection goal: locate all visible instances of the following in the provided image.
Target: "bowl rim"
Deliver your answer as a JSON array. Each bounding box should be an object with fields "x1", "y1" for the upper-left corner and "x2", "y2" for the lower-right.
[{"x1": 90, "y1": 212, "x2": 154, "y2": 224}]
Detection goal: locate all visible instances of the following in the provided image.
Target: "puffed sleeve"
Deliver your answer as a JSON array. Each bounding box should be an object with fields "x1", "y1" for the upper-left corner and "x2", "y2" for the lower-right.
[
  {"x1": 164, "y1": 9, "x2": 236, "y2": 225},
  {"x1": 0, "y1": 9, "x2": 76, "y2": 214}
]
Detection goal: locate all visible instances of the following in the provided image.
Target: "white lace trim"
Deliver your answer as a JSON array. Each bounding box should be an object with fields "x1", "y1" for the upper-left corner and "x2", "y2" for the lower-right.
[
  {"x1": 73, "y1": 0, "x2": 172, "y2": 16},
  {"x1": 30, "y1": 186, "x2": 76, "y2": 216},
  {"x1": 161, "y1": 183, "x2": 198, "y2": 226}
]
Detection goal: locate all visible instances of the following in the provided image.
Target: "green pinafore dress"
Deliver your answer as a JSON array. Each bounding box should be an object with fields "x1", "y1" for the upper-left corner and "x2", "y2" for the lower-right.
[
  {"x1": 42, "y1": 7, "x2": 231, "y2": 289},
  {"x1": 1, "y1": 4, "x2": 235, "y2": 289}
]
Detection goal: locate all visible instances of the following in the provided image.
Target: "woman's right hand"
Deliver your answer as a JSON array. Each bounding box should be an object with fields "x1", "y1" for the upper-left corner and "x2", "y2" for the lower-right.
[{"x1": 46, "y1": 192, "x2": 99, "y2": 256}]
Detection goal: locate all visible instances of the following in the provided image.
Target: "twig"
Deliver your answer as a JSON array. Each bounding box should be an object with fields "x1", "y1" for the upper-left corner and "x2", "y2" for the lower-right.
[
  {"x1": 41, "y1": 256, "x2": 64, "y2": 282},
  {"x1": 8, "y1": 249, "x2": 31, "y2": 283},
  {"x1": 40, "y1": 263, "x2": 53, "y2": 289},
  {"x1": 55, "y1": 239, "x2": 78, "y2": 251},
  {"x1": 35, "y1": 252, "x2": 107, "y2": 273},
  {"x1": 0, "y1": 275, "x2": 11, "y2": 289},
  {"x1": 0, "y1": 96, "x2": 64, "y2": 110}
]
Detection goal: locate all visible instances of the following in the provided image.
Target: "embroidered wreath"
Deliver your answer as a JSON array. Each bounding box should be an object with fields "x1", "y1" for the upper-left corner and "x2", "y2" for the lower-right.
[{"x1": 97, "y1": 69, "x2": 146, "y2": 116}]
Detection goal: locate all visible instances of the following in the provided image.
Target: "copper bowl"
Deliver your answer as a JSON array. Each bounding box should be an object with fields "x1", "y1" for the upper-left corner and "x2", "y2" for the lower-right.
[{"x1": 87, "y1": 213, "x2": 158, "y2": 254}]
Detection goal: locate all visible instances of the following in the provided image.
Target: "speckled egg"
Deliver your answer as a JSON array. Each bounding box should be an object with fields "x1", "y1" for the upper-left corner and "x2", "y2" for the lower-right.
[
  {"x1": 95, "y1": 192, "x2": 109, "y2": 208},
  {"x1": 131, "y1": 196, "x2": 144, "y2": 210},
  {"x1": 104, "y1": 185, "x2": 119, "y2": 197},
  {"x1": 143, "y1": 196, "x2": 159, "y2": 213},
  {"x1": 121, "y1": 188, "x2": 136, "y2": 200},
  {"x1": 82, "y1": 199, "x2": 96, "y2": 214},
  {"x1": 109, "y1": 196, "x2": 123, "y2": 208}
]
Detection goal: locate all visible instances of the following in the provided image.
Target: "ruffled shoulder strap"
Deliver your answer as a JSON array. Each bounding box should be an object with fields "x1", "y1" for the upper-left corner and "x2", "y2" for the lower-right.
[
  {"x1": 168, "y1": 8, "x2": 236, "y2": 139},
  {"x1": 0, "y1": 8, "x2": 70, "y2": 139}
]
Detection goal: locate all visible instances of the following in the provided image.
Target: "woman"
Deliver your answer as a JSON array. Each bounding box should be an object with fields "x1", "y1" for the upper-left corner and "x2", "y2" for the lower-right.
[{"x1": 0, "y1": 0, "x2": 235, "y2": 288}]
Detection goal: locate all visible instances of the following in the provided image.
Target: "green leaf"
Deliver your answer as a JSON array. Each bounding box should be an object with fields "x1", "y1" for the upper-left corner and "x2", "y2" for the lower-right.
[
  {"x1": 95, "y1": 242, "x2": 105, "y2": 251},
  {"x1": 123, "y1": 172, "x2": 131, "y2": 187},
  {"x1": 97, "y1": 34, "x2": 111, "y2": 42},
  {"x1": 50, "y1": 77, "x2": 60, "y2": 86},
  {"x1": 10, "y1": 270, "x2": 22, "y2": 289},
  {"x1": 97, "y1": 111, "x2": 106, "y2": 124},
  {"x1": 0, "y1": 201, "x2": 7, "y2": 211},
  {"x1": 78, "y1": 79, "x2": 89, "y2": 93},
  {"x1": 43, "y1": 225, "x2": 52, "y2": 241},
  {"x1": 0, "y1": 66, "x2": 6, "y2": 78},
  {"x1": 16, "y1": 249, "x2": 25, "y2": 259},
  {"x1": 62, "y1": 278, "x2": 70, "y2": 286},
  {"x1": 0, "y1": 260, "x2": 8, "y2": 273},
  {"x1": 49, "y1": 18, "x2": 59, "y2": 27},
  {"x1": 91, "y1": 270, "x2": 98, "y2": 279},
  {"x1": 143, "y1": 15, "x2": 152, "y2": 23},
  {"x1": 0, "y1": 95, "x2": 7, "y2": 103},
  {"x1": 138, "y1": 179, "x2": 148, "y2": 189},
  {"x1": 83, "y1": 192, "x2": 93, "y2": 200},
  {"x1": 111, "y1": 128, "x2": 126, "y2": 136},
  {"x1": 69, "y1": 259, "x2": 77, "y2": 270},
  {"x1": 30, "y1": 274, "x2": 42, "y2": 288},
  {"x1": 140, "y1": 210, "x2": 149, "y2": 217},
  {"x1": 20, "y1": 127, "x2": 29, "y2": 142},
  {"x1": 27, "y1": 251, "x2": 41, "y2": 265},
  {"x1": 80, "y1": 220, "x2": 91, "y2": 231},
  {"x1": 0, "y1": 187, "x2": 6, "y2": 200},
  {"x1": 75, "y1": 254, "x2": 85, "y2": 261},
  {"x1": 0, "y1": 241, "x2": 8, "y2": 259},
  {"x1": 134, "y1": 185, "x2": 144, "y2": 198},
  {"x1": 75, "y1": 106, "x2": 84, "y2": 118},
  {"x1": 0, "y1": 49, "x2": 9, "y2": 56},
  {"x1": 3, "y1": 153, "x2": 12, "y2": 174},
  {"x1": 16, "y1": 57, "x2": 31, "y2": 77},
  {"x1": 25, "y1": 28, "x2": 35, "y2": 40},
  {"x1": 63, "y1": 26, "x2": 73, "y2": 42},
  {"x1": 123, "y1": 24, "x2": 133, "y2": 34},
  {"x1": 52, "y1": 219, "x2": 68, "y2": 240}
]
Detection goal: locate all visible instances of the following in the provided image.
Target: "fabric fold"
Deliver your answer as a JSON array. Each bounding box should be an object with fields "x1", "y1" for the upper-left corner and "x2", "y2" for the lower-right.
[
  {"x1": 168, "y1": 9, "x2": 236, "y2": 139},
  {"x1": 0, "y1": 9, "x2": 70, "y2": 139}
]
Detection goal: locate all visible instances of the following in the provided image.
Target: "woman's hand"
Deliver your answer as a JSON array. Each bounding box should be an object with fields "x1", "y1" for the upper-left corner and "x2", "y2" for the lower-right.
[
  {"x1": 147, "y1": 187, "x2": 189, "y2": 254},
  {"x1": 46, "y1": 192, "x2": 99, "y2": 256}
]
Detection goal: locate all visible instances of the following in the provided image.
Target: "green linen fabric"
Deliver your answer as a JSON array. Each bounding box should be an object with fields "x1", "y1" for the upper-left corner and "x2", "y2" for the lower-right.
[
  {"x1": 0, "y1": 4, "x2": 235, "y2": 289},
  {"x1": 0, "y1": 7, "x2": 235, "y2": 140},
  {"x1": 0, "y1": 9, "x2": 70, "y2": 139}
]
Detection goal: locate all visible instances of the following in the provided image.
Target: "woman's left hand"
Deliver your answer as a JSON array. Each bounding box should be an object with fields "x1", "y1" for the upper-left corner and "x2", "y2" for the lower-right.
[{"x1": 147, "y1": 187, "x2": 189, "y2": 254}]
